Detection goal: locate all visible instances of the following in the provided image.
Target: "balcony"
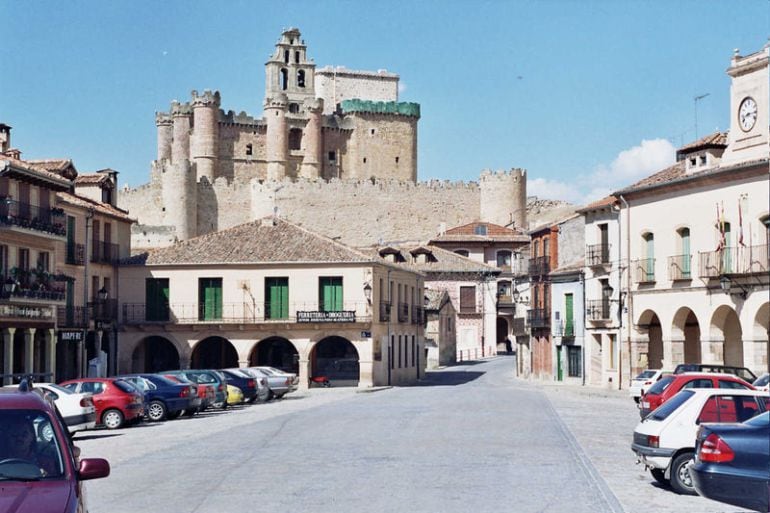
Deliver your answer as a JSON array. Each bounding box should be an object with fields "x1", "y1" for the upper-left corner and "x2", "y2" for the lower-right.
[
  {"x1": 699, "y1": 245, "x2": 769, "y2": 278},
  {"x1": 527, "y1": 308, "x2": 549, "y2": 329},
  {"x1": 92, "y1": 299, "x2": 118, "y2": 322},
  {"x1": 56, "y1": 306, "x2": 88, "y2": 328},
  {"x1": 633, "y1": 258, "x2": 655, "y2": 284},
  {"x1": 379, "y1": 301, "x2": 391, "y2": 322},
  {"x1": 668, "y1": 254, "x2": 692, "y2": 281},
  {"x1": 122, "y1": 301, "x2": 372, "y2": 325},
  {"x1": 586, "y1": 243, "x2": 611, "y2": 267},
  {"x1": 0, "y1": 198, "x2": 66, "y2": 238},
  {"x1": 586, "y1": 299, "x2": 611, "y2": 321},
  {"x1": 497, "y1": 259, "x2": 528, "y2": 276},
  {"x1": 397, "y1": 302, "x2": 409, "y2": 323},
  {"x1": 66, "y1": 243, "x2": 85, "y2": 266},
  {"x1": 91, "y1": 241, "x2": 121, "y2": 265},
  {"x1": 496, "y1": 294, "x2": 514, "y2": 307},
  {"x1": 528, "y1": 256, "x2": 550, "y2": 277},
  {"x1": 553, "y1": 320, "x2": 575, "y2": 337}
]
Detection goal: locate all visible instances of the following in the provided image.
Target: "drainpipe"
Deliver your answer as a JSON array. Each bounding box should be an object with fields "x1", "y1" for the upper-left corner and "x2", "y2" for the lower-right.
[
  {"x1": 619, "y1": 194, "x2": 631, "y2": 391},
  {"x1": 387, "y1": 268, "x2": 392, "y2": 386},
  {"x1": 580, "y1": 270, "x2": 586, "y2": 386}
]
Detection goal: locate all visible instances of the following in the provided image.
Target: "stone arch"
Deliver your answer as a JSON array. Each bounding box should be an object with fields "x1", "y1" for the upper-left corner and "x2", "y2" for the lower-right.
[
  {"x1": 311, "y1": 336, "x2": 359, "y2": 385},
  {"x1": 131, "y1": 336, "x2": 181, "y2": 373},
  {"x1": 496, "y1": 317, "x2": 510, "y2": 347},
  {"x1": 710, "y1": 305, "x2": 743, "y2": 367},
  {"x1": 191, "y1": 336, "x2": 238, "y2": 369},
  {"x1": 249, "y1": 336, "x2": 299, "y2": 374},
  {"x1": 637, "y1": 309, "x2": 663, "y2": 369},
  {"x1": 671, "y1": 307, "x2": 701, "y2": 364},
  {"x1": 753, "y1": 302, "x2": 769, "y2": 341}
]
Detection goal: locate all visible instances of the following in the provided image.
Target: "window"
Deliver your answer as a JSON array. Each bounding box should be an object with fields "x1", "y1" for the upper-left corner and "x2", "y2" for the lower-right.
[
  {"x1": 690, "y1": 157, "x2": 696, "y2": 166},
  {"x1": 319, "y1": 277, "x2": 343, "y2": 312},
  {"x1": 567, "y1": 346, "x2": 581, "y2": 377},
  {"x1": 474, "y1": 224, "x2": 487, "y2": 236},
  {"x1": 280, "y1": 68, "x2": 288, "y2": 90},
  {"x1": 0, "y1": 245, "x2": 7, "y2": 277},
  {"x1": 460, "y1": 286, "x2": 475, "y2": 313},
  {"x1": 288, "y1": 129, "x2": 302, "y2": 150},
  {"x1": 564, "y1": 294, "x2": 574, "y2": 336},
  {"x1": 66, "y1": 216, "x2": 77, "y2": 263},
  {"x1": 642, "y1": 232, "x2": 654, "y2": 281},
  {"x1": 453, "y1": 249, "x2": 469, "y2": 257},
  {"x1": 288, "y1": 103, "x2": 299, "y2": 114},
  {"x1": 390, "y1": 335, "x2": 395, "y2": 370},
  {"x1": 395, "y1": 156, "x2": 399, "y2": 164},
  {"x1": 283, "y1": 50, "x2": 289, "y2": 63},
  {"x1": 328, "y1": 151, "x2": 336, "y2": 162},
  {"x1": 37, "y1": 251, "x2": 50, "y2": 272},
  {"x1": 246, "y1": 144, "x2": 253, "y2": 156},
  {"x1": 297, "y1": 69, "x2": 306, "y2": 88},
  {"x1": 496, "y1": 250, "x2": 512, "y2": 268},
  {"x1": 363, "y1": 157, "x2": 367, "y2": 164},
  {"x1": 677, "y1": 227, "x2": 691, "y2": 278},
  {"x1": 146, "y1": 278, "x2": 169, "y2": 321},
  {"x1": 608, "y1": 334, "x2": 617, "y2": 369},
  {"x1": 18, "y1": 248, "x2": 30, "y2": 285},
  {"x1": 199, "y1": 278, "x2": 223, "y2": 321},
  {"x1": 718, "y1": 379, "x2": 752, "y2": 390},
  {"x1": 398, "y1": 335, "x2": 402, "y2": 368},
  {"x1": 543, "y1": 237, "x2": 550, "y2": 257},
  {"x1": 700, "y1": 155, "x2": 707, "y2": 165},
  {"x1": 103, "y1": 277, "x2": 111, "y2": 298},
  {"x1": 265, "y1": 277, "x2": 289, "y2": 320},
  {"x1": 295, "y1": 51, "x2": 300, "y2": 64},
  {"x1": 682, "y1": 378, "x2": 713, "y2": 389},
  {"x1": 533, "y1": 240, "x2": 539, "y2": 258},
  {"x1": 722, "y1": 222, "x2": 732, "y2": 272},
  {"x1": 412, "y1": 335, "x2": 415, "y2": 367}
]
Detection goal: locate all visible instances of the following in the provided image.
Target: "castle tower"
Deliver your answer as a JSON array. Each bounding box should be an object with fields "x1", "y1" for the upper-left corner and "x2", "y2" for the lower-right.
[
  {"x1": 265, "y1": 93, "x2": 289, "y2": 181},
  {"x1": 191, "y1": 89, "x2": 221, "y2": 182},
  {"x1": 479, "y1": 168, "x2": 528, "y2": 230},
  {"x1": 155, "y1": 113, "x2": 173, "y2": 161},
  {"x1": 165, "y1": 101, "x2": 196, "y2": 239},
  {"x1": 299, "y1": 97, "x2": 324, "y2": 179},
  {"x1": 265, "y1": 27, "x2": 316, "y2": 115}
]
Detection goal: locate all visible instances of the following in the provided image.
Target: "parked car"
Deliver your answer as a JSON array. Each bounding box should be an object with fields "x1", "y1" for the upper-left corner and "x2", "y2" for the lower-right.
[
  {"x1": 59, "y1": 378, "x2": 144, "y2": 429},
  {"x1": 235, "y1": 368, "x2": 271, "y2": 402},
  {"x1": 0, "y1": 382, "x2": 110, "y2": 513},
  {"x1": 119, "y1": 374, "x2": 198, "y2": 422},
  {"x1": 251, "y1": 366, "x2": 298, "y2": 398},
  {"x1": 632, "y1": 388, "x2": 769, "y2": 495},
  {"x1": 752, "y1": 372, "x2": 769, "y2": 392},
  {"x1": 163, "y1": 373, "x2": 211, "y2": 414},
  {"x1": 629, "y1": 369, "x2": 669, "y2": 403},
  {"x1": 639, "y1": 372, "x2": 754, "y2": 419},
  {"x1": 690, "y1": 410, "x2": 770, "y2": 512},
  {"x1": 673, "y1": 363, "x2": 757, "y2": 383},
  {"x1": 3, "y1": 382, "x2": 96, "y2": 433},
  {"x1": 165, "y1": 370, "x2": 228, "y2": 410},
  {"x1": 220, "y1": 369, "x2": 259, "y2": 403},
  {"x1": 226, "y1": 384, "x2": 244, "y2": 405}
]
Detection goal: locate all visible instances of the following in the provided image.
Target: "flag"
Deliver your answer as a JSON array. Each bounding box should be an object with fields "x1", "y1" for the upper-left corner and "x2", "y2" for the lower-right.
[
  {"x1": 720, "y1": 201, "x2": 726, "y2": 250},
  {"x1": 738, "y1": 197, "x2": 745, "y2": 247},
  {"x1": 715, "y1": 202, "x2": 724, "y2": 251}
]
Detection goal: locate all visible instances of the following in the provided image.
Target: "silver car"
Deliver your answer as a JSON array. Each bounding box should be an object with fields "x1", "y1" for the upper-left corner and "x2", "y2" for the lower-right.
[{"x1": 245, "y1": 367, "x2": 296, "y2": 399}]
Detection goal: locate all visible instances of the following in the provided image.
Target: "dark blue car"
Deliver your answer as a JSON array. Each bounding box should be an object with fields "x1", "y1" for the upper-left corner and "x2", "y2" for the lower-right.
[
  {"x1": 220, "y1": 369, "x2": 259, "y2": 403},
  {"x1": 119, "y1": 374, "x2": 198, "y2": 421},
  {"x1": 690, "y1": 411, "x2": 770, "y2": 512}
]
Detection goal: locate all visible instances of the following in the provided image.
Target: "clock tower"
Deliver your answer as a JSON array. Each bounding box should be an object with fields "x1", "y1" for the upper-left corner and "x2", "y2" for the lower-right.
[{"x1": 720, "y1": 44, "x2": 770, "y2": 165}]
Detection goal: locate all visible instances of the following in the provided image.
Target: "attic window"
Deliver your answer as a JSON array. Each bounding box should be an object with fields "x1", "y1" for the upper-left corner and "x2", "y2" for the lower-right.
[
  {"x1": 454, "y1": 249, "x2": 469, "y2": 257},
  {"x1": 474, "y1": 224, "x2": 488, "y2": 236},
  {"x1": 700, "y1": 155, "x2": 707, "y2": 165},
  {"x1": 689, "y1": 157, "x2": 696, "y2": 167}
]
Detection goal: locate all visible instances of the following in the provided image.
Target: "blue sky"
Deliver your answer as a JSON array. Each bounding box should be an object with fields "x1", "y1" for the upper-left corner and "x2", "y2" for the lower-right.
[{"x1": 2, "y1": 1, "x2": 769, "y2": 204}]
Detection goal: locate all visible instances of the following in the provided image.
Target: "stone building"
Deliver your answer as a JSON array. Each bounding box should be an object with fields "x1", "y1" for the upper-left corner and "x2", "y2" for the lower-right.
[{"x1": 424, "y1": 289, "x2": 456, "y2": 369}]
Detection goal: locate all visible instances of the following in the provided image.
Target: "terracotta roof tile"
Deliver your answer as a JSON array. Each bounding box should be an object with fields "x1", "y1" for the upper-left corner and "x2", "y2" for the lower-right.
[
  {"x1": 424, "y1": 289, "x2": 449, "y2": 310},
  {"x1": 75, "y1": 174, "x2": 110, "y2": 185},
  {"x1": 677, "y1": 131, "x2": 727, "y2": 154},
  {"x1": 432, "y1": 221, "x2": 529, "y2": 243},
  {"x1": 617, "y1": 161, "x2": 686, "y2": 193},
  {"x1": 56, "y1": 192, "x2": 133, "y2": 222},
  {"x1": 365, "y1": 245, "x2": 500, "y2": 275},
  {"x1": 576, "y1": 195, "x2": 618, "y2": 212},
  {"x1": 26, "y1": 159, "x2": 78, "y2": 180},
  {"x1": 1, "y1": 156, "x2": 73, "y2": 188}
]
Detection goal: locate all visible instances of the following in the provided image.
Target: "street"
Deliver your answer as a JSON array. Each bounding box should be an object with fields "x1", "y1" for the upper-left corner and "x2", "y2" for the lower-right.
[{"x1": 76, "y1": 358, "x2": 750, "y2": 513}]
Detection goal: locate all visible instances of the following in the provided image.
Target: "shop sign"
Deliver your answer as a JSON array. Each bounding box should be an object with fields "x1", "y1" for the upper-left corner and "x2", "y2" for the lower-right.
[
  {"x1": 0, "y1": 304, "x2": 54, "y2": 320},
  {"x1": 59, "y1": 330, "x2": 84, "y2": 342},
  {"x1": 361, "y1": 330, "x2": 371, "y2": 338},
  {"x1": 296, "y1": 311, "x2": 356, "y2": 323}
]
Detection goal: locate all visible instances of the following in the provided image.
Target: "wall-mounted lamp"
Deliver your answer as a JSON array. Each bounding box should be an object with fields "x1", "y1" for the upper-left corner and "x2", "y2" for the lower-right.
[
  {"x1": 3, "y1": 277, "x2": 17, "y2": 295},
  {"x1": 97, "y1": 286, "x2": 109, "y2": 301},
  {"x1": 363, "y1": 282, "x2": 372, "y2": 304},
  {"x1": 719, "y1": 275, "x2": 747, "y2": 300}
]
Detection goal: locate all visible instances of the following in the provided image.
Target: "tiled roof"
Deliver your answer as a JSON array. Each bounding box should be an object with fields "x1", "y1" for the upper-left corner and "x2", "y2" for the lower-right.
[
  {"x1": 125, "y1": 218, "x2": 374, "y2": 266},
  {"x1": 367, "y1": 245, "x2": 500, "y2": 275},
  {"x1": 677, "y1": 131, "x2": 727, "y2": 154},
  {"x1": 1, "y1": 156, "x2": 73, "y2": 188},
  {"x1": 26, "y1": 159, "x2": 78, "y2": 180},
  {"x1": 424, "y1": 289, "x2": 449, "y2": 311},
  {"x1": 75, "y1": 174, "x2": 110, "y2": 185},
  {"x1": 576, "y1": 195, "x2": 618, "y2": 213},
  {"x1": 56, "y1": 192, "x2": 134, "y2": 222},
  {"x1": 432, "y1": 221, "x2": 529, "y2": 243},
  {"x1": 615, "y1": 161, "x2": 686, "y2": 194}
]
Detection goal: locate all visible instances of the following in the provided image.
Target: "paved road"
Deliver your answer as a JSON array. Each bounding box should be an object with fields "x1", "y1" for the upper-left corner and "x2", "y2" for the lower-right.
[{"x1": 76, "y1": 358, "x2": 750, "y2": 513}]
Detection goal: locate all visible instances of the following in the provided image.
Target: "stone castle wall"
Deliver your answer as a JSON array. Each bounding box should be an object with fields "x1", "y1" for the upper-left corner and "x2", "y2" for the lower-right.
[{"x1": 315, "y1": 67, "x2": 399, "y2": 115}]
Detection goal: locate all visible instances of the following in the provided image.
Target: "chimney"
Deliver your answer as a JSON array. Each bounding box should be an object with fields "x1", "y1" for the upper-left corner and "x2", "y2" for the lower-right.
[{"x1": 0, "y1": 124, "x2": 11, "y2": 154}]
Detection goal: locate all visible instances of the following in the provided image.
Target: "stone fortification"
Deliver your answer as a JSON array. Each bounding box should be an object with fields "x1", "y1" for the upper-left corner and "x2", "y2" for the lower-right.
[{"x1": 316, "y1": 67, "x2": 399, "y2": 115}]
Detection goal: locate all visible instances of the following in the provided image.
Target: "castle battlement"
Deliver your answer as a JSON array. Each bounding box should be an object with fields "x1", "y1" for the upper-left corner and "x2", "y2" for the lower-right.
[{"x1": 340, "y1": 99, "x2": 420, "y2": 118}]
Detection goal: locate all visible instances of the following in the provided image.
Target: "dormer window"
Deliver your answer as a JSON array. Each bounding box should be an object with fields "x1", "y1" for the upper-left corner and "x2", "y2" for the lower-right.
[
  {"x1": 474, "y1": 224, "x2": 487, "y2": 236},
  {"x1": 689, "y1": 157, "x2": 696, "y2": 167},
  {"x1": 700, "y1": 155, "x2": 707, "y2": 165}
]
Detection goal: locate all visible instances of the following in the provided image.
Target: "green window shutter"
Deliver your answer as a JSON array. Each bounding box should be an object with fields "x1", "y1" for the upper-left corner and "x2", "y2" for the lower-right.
[
  {"x1": 565, "y1": 294, "x2": 574, "y2": 336},
  {"x1": 319, "y1": 277, "x2": 343, "y2": 312},
  {"x1": 147, "y1": 278, "x2": 169, "y2": 321},
  {"x1": 199, "y1": 278, "x2": 222, "y2": 320},
  {"x1": 266, "y1": 278, "x2": 288, "y2": 319},
  {"x1": 681, "y1": 230, "x2": 691, "y2": 275}
]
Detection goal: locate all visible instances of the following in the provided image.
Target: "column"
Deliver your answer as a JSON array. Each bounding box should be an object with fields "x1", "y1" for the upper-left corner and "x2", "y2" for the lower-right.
[
  {"x1": 45, "y1": 329, "x2": 56, "y2": 382},
  {"x1": 702, "y1": 337, "x2": 724, "y2": 364},
  {"x1": 2, "y1": 328, "x2": 15, "y2": 385},
  {"x1": 24, "y1": 328, "x2": 35, "y2": 377},
  {"x1": 298, "y1": 356, "x2": 310, "y2": 390},
  {"x1": 666, "y1": 338, "x2": 685, "y2": 370},
  {"x1": 76, "y1": 338, "x2": 85, "y2": 379}
]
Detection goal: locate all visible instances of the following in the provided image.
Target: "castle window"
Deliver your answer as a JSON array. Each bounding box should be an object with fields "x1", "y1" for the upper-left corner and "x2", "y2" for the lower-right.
[
  {"x1": 284, "y1": 50, "x2": 289, "y2": 64},
  {"x1": 328, "y1": 151, "x2": 336, "y2": 161},
  {"x1": 289, "y1": 128, "x2": 302, "y2": 150},
  {"x1": 295, "y1": 51, "x2": 300, "y2": 63},
  {"x1": 370, "y1": 129, "x2": 375, "y2": 135},
  {"x1": 246, "y1": 144, "x2": 253, "y2": 156},
  {"x1": 280, "y1": 68, "x2": 288, "y2": 90},
  {"x1": 363, "y1": 157, "x2": 367, "y2": 164},
  {"x1": 297, "y1": 70, "x2": 306, "y2": 88},
  {"x1": 395, "y1": 156, "x2": 399, "y2": 164},
  {"x1": 288, "y1": 103, "x2": 300, "y2": 114}
]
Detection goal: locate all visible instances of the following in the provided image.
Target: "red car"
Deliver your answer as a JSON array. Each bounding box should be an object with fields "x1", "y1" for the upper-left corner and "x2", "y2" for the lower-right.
[
  {"x1": 164, "y1": 374, "x2": 214, "y2": 414},
  {"x1": 639, "y1": 372, "x2": 754, "y2": 418},
  {"x1": 0, "y1": 383, "x2": 110, "y2": 513},
  {"x1": 59, "y1": 378, "x2": 144, "y2": 429}
]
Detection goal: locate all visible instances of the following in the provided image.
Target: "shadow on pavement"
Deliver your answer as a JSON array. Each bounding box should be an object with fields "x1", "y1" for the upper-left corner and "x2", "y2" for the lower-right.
[
  {"x1": 73, "y1": 433, "x2": 123, "y2": 441},
  {"x1": 418, "y1": 369, "x2": 485, "y2": 386}
]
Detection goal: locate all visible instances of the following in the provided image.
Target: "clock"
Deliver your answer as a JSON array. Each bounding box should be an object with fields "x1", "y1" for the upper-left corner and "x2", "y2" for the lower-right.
[{"x1": 738, "y1": 96, "x2": 757, "y2": 132}]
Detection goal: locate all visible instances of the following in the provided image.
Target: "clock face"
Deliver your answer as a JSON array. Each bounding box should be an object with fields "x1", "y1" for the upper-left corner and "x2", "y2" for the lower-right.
[{"x1": 739, "y1": 97, "x2": 757, "y2": 132}]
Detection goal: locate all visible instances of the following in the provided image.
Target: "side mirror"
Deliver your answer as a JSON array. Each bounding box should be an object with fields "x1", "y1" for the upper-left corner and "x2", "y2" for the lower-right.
[{"x1": 78, "y1": 458, "x2": 110, "y2": 481}]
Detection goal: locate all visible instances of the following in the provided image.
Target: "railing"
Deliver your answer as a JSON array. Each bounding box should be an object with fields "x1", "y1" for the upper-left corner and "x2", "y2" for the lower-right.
[
  {"x1": 92, "y1": 299, "x2": 118, "y2": 322},
  {"x1": 497, "y1": 294, "x2": 514, "y2": 307},
  {"x1": 0, "y1": 198, "x2": 66, "y2": 236},
  {"x1": 586, "y1": 243, "x2": 611, "y2": 266},
  {"x1": 528, "y1": 256, "x2": 550, "y2": 277},
  {"x1": 0, "y1": 286, "x2": 65, "y2": 302},
  {"x1": 90, "y1": 241, "x2": 120, "y2": 265},
  {"x1": 698, "y1": 245, "x2": 769, "y2": 278},
  {"x1": 668, "y1": 254, "x2": 692, "y2": 280},
  {"x1": 379, "y1": 301, "x2": 391, "y2": 322},
  {"x1": 66, "y1": 243, "x2": 85, "y2": 266},
  {"x1": 397, "y1": 302, "x2": 409, "y2": 323},
  {"x1": 634, "y1": 258, "x2": 655, "y2": 284},
  {"x1": 56, "y1": 306, "x2": 88, "y2": 328},
  {"x1": 497, "y1": 259, "x2": 528, "y2": 276},
  {"x1": 411, "y1": 305, "x2": 424, "y2": 325},
  {"x1": 122, "y1": 301, "x2": 372, "y2": 324},
  {"x1": 527, "y1": 308, "x2": 549, "y2": 328},
  {"x1": 553, "y1": 320, "x2": 575, "y2": 337},
  {"x1": 586, "y1": 299, "x2": 611, "y2": 321}
]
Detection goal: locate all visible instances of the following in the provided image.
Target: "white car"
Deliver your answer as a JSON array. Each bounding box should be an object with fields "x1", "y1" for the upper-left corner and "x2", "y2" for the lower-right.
[
  {"x1": 753, "y1": 372, "x2": 769, "y2": 392},
  {"x1": 631, "y1": 388, "x2": 768, "y2": 495},
  {"x1": 3, "y1": 382, "x2": 97, "y2": 433},
  {"x1": 629, "y1": 369, "x2": 668, "y2": 403}
]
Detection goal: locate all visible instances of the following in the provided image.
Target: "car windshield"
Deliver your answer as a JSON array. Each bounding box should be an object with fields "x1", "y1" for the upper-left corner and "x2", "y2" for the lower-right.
[
  {"x1": 646, "y1": 375, "x2": 674, "y2": 395},
  {"x1": 0, "y1": 409, "x2": 65, "y2": 480},
  {"x1": 146, "y1": 375, "x2": 178, "y2": 387},
  {"x1": 187, "y1": 372, "x2": 216, "y2": 384},
  {"x1": 635, "y1": 370, "x2": 657, "y2": 380},
  {"x1": 647, "y1": 390, "x2": 694, "y2": 421},
  {"x1": 744, "y1": 411, "x2": 770, "y2": 426},
  {"x1": 44, "y1": 384, "x2": 74, "y2": 395},
  {"x1": 754, "y1": 374, "x2": 770, "y2": 387},
  {"x1": 113, "y1": 380, "x2": 138, "y2": 394}
]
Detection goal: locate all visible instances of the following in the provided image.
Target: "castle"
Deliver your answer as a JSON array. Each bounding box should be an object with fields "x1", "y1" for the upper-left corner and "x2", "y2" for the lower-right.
[{"x1": 119, "y1": 28, "x2": 557, "y2": 250}]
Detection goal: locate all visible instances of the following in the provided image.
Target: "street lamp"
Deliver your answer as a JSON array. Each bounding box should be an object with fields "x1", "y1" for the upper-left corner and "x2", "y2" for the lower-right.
[
  {"x1": 97, "y1": 286, "x2": 108, "y2": 301},
  {"x1": 363, "y1": 282, "x2": 372, "y2": 304},
  {"x1": 719, "y1": 275, "x2": 747, "y2": 300},
  {"x1": 3, "y1": 277, "x2": 17, "y2": 295}
]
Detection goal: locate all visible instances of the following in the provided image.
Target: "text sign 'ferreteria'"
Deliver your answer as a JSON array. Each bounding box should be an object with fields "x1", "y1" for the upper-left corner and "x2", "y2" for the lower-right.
[{"x1": 296, "y1": 311, "x2": 356, "y2": 323}]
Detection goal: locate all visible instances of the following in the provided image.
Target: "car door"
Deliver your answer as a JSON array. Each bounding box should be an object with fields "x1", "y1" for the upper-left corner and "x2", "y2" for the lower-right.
[
  {"x1": 80, "y1": 382, "x2": 106, "y2": 411},
  {"x1": 717, "y1": 378, "x2": 752, "y2": 390}
]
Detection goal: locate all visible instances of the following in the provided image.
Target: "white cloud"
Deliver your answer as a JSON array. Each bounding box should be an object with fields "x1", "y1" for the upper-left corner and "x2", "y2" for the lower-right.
[{"x1": 528, "y1": 177, "x2": 577, "y2": 203}]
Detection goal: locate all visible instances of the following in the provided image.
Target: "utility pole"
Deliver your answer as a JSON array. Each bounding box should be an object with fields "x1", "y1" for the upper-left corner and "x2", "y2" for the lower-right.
[{"x1": 694, "y1": 93, "x2": 710, "y2": 140}]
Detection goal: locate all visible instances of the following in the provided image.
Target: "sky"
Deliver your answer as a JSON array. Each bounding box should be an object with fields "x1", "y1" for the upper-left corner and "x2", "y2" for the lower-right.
[{"x1": 2, "y1": 0, "x2": 769, "y2": 205}]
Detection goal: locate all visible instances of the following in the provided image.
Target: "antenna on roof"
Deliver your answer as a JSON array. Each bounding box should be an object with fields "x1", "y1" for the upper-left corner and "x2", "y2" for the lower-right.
[
  {"x1": 694, "y1": 93, "x2": 710, "y2": 139},
  {"x1": 272, "y1": 206, "x2": 279, "y2": 226}
]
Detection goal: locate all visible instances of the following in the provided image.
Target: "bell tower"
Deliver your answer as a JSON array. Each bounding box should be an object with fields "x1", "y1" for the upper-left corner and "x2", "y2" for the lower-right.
[
  {"x1": 265, "y1": 28, "x2": 317, "y2": 116},
  {"x1": 721, "y1": 44, "x2": 770, "y2": 165}
]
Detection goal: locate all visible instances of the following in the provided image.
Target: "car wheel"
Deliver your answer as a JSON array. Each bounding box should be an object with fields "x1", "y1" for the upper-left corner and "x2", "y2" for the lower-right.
[
  {"x1": 670, "y1": 452, "x2": 696, "y2": 495},
  {"x1": 102, "y1": 409, "x2": 124, "y2": 430},
  {"x1": 650, "y1": 468, "x2": 666, "y2": 484},
  {"x1": 147, "y1": 400, "x2": 167, "y2": 422}
]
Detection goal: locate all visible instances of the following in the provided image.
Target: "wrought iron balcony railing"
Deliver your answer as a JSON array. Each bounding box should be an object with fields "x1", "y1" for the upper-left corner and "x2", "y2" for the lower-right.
[
  {"x1": 90, "y1": 241, "x2": 121, "y2": 265},
  {"x1": 668, "y1": 254, "x2": 692, "y2": 281},
  {"x1": 528, "y1": 256, "x2": 550, "y2": 277},
  {"x1": 586, "y1": 299, "x2": 611, "y2": 321},
  {"x1": 397, "y1": 302, "x2": 409, "y2": 323},
  {"x1": 57, "y1": 306, "x2": 88, "y2": 328},
  {"x1": 698, "y1": 245, "x2": 769, "y2": 278},
  {"x1": 527, "y1": 308, "x2": 550, "y2": 328},
  {"x1": 0, "y1": 198, "x2": 66, "y2": 237},
  {"x1": 379, "y1": 301, "x2": 391, "y2": 322},
  {"x1": 633, "y1": 258, "x2": 655, "y2": 284},
  {"x1": 66, "y1": 243, "x2": 85, "y2": 266},
  {"x1": 586, "y1": 243, "x2": 611, "y2": 266},
  {"x1": 553, "y1": 320, "x2": 575, "y2": 337}
]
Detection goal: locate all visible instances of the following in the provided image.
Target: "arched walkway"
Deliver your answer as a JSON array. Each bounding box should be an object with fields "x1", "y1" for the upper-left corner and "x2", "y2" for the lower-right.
[
  {"x1": 638, "y1": 310, "x2": 663, "y2": 369},
  {"x1": 672, "y1": 307, "x2": 701, "y2": 364},
  {"x1": 710, "y1": 305, "x2": 743, "y2": 367},
  {"x1": 131, "y1": 336, "x2": 181, "y2": 373},
  {"x1": 496, "y1": 317, "x2": 511, "y2": 350},
  {"x1": 311, "y1": 336, "x2": 359, "y2": 385},
  {"x1": 754, "y1": 303, "x2": 770, "y2": 341},
  {"x1": 191, "y1": 336, "x2": 237, "y2": 369},
  {"x1": 249, "y1": 337, "x2": 299, "y2": 374}
]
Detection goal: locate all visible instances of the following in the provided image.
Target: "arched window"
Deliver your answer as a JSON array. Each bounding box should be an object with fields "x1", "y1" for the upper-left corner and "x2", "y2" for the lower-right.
[
  {"x1": 288, "y1": 103, "x2": 300, "y2": 114},
  {"x1": 677, "y1": 227, "x2": 690, "y2": 278},
  {"x1": 297, "y1": 69, "x2": 306, "y2": 88},
  {"x1": 284, "y1": 50, "x2": 289, "y2": 64},
  {"x1": 280, "y1": 68, "x2": 288, "y2": 90}
]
